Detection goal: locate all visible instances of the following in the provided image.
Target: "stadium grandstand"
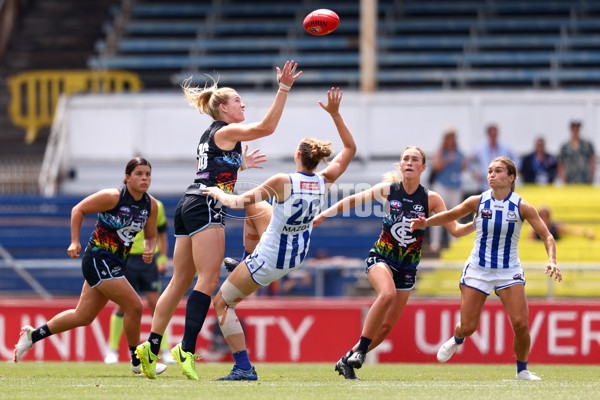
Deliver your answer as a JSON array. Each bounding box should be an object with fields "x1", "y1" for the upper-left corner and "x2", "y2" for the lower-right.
[{"x1": 1, "y1": 0, "x2": 599, "y2": 301}]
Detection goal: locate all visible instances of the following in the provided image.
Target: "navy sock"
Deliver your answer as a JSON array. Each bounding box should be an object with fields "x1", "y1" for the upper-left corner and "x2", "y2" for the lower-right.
[
  {"x1": 342, "y1": 349, "x2": 354, "y2": 364},
  {"x1": 31, "y1": 324, "x2": 52, "y2": 344},
  {"x1": 356, "y1": 336, "x2": 372, "y2": 354},
  {"x1": 181, "y1": 290, "x2": 211, "y2": 354},
  {"x1": 233, "y1": 350, "x2": 252, "y2": 371},
  {"x1": 241, "y1": 249, "x2": 250, "y2": 259},
  {"x1": 516, "y1": 360, "x2": 528, "y2": 373},
  {"x1": 129, "y1": 346, "x2": 140, "y2": 366},
  {"x1": 148, "y1": 332, "x2": 163, "y2": 356},
  {"x1": 454, "y1": 336, "x2": 465, "y2": 345}
]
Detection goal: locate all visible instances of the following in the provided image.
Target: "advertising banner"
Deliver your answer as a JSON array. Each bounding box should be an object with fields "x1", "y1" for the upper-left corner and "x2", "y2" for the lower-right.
[{"x1": 2, "y1": 298, "x2": 598, "y2": 364}]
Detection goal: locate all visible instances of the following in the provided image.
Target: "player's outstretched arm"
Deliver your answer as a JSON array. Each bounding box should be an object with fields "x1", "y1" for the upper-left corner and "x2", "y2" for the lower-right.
[
  {"x1": 318, "y1": 87, "x2": 357, "y2": 185},
  {"x1": 219, "y1": 60, "x2": 302, "y2": 144},
  {"x1": 204, "y1": 174, "x2": 287, "y2": 209},
  {"x1": 314, "y1": 182, "x2": 390, "y2": 228}
]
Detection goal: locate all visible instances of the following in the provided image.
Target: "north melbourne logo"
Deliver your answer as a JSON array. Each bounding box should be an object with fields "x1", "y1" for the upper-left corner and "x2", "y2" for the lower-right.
[{"x1": 513, "y1": 274, "x2": 524, "y2": 281}]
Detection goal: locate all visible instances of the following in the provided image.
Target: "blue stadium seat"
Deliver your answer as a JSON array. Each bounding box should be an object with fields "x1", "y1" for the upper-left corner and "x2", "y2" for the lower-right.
[
  {"x1": 128, "y1": 3, "x2": 363, "y2": 17},
  {"x1": 89, "y1": 52, "x2": 359, "y2": 70},
  {"x1": 96, "y1": 37, "x2": 354, "y2": 53},
  {"x1": 89, "y1": 0, "x2": 600, "y2": 89}
]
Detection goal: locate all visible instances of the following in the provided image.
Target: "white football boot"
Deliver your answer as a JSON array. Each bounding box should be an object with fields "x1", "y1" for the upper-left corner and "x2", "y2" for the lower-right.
[
  {"x1": 516, "y1": 370, "x2": 542, "y2": 380},
  {"x1": 14, "y1": 325, "x2": 34, "y2": 362},
  {"x1": 437, "y1": 337, "x2": 462, "y2": 363},
  {"x1": 104, "y1": 349, "x2": 119, "y2": 364},
  {"x1": 131, "y1": 362, "x2": 167, "y2": 375}
]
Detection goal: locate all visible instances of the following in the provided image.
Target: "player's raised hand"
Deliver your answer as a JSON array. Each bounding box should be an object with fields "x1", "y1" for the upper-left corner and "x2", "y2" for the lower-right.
[
  {"x1": 276, "y1": 60, "x2": 302, "y2": 89},
  {"x1": 319, "y1": 87, "x2": 342, "y2": 115}
]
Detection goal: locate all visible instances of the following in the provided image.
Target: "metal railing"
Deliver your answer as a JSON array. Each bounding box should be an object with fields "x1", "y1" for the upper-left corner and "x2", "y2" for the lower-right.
[
  {"x1": 7, "y1": 69, "x2": 143, "y2": 144},
  {"x1": 39, "y1": 95, "x2": 68, "y2": 197},
  {"x1": 0, "y1": 154, "x2": 41, "y2": 194},
  {"x1": 0, "y1": 245, "x2": 52, "y2": 299}
]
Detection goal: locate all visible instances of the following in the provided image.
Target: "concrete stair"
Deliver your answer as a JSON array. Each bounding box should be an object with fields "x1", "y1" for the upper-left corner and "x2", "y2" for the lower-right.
[{"x1": 0, "y1": 0, "x2": 118, "y2": 193}]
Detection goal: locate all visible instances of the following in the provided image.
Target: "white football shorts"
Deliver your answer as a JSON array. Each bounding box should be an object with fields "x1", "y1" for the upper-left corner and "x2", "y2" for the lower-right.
[
  {"x1": 244, "y1": 251, "x2": 301, "y2": 287},
  {"x1": 460, "y1": 263, "x2": 526, "y2": 295}
]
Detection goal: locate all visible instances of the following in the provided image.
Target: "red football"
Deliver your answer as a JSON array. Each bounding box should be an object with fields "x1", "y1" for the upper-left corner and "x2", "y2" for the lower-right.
[{"x1": 303, "y1": 9, "x2": 340, "y2": 36}]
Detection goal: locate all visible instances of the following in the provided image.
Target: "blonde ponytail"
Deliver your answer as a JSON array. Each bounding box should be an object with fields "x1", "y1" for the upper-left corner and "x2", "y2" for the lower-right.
[{"x1": 181, "y1": 76, "x2": 234, "y2": 120}]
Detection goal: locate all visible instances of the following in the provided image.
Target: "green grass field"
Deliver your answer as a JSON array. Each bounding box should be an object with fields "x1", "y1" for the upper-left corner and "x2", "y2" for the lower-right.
[{"x1": 2, "y1": 362, "x2": 599, "y2": 400}]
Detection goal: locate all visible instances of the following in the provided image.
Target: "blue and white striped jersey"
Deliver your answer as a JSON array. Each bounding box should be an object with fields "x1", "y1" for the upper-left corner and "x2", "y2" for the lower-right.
[
  {"x1": 254, "y1": 171, "x2": 326, "y2": 269},
  {"x1": 467, "y1": 190, "x2": 524, "y2": 269}
]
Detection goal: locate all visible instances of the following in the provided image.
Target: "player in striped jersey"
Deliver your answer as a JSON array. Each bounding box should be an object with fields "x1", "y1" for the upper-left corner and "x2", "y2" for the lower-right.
[
  {"x1": 410, "y1": 156, "x2": 562, "y2": 380},
  {"x1": 203, "y1": 87, "x2": 356, "y2": 380}
]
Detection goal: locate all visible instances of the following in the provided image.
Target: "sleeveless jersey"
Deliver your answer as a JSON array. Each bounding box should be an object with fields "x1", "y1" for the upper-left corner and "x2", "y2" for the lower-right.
[
  {"x1": 371, "y1": 181, "x2": 429, "y2": 270},
  {"x1": 254, "y1": 172, "x2": 326, "y2": 269},
  {"x1": 467, "y1": 189, "x2": 524, "y2": 269},
  {"x1": 185, "y1": 120, "x2": 243, "y2": 195},
  {"x1": 86, "y1": 186, "x2": 151, "y2": 264},
  {"x1": 129, "y1": 199, "x2": 166, "y2": 255}
]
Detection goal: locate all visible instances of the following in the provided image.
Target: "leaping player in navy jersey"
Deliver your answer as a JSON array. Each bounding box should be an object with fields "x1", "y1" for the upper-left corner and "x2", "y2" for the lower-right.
[
  {"x1": 135, "y1": 61, "x2": 301, "y2": 381},
  {"x1": 411, "y1": 156, "x2": 562, "y2": 380}
]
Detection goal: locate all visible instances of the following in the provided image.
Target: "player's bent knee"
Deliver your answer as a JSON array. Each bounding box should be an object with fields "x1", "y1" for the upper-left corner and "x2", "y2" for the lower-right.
[
  {"x1": 217, "y1": 280, "x2": 248, "y2": 338},
  {"x1": 121, "y1": 298, "x2": 143, "y2": 315},
  {"x1": 220, "y1": 280, "x2": 247, "y2": 306},
  {"x1": 218, "y1": 306, "x2": 244, "y2": 338}
]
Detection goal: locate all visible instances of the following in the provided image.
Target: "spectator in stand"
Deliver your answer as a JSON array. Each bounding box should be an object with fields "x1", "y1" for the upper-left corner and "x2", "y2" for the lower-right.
[
  {"x1": 470, "y1": 124, "x2": 518, "y2": 192},
  {"x1": 520, "y1": 137, "x2": 557, "y2": 184},
  {"x1": 557, "y1": 120, "x2": 596, "y2": 184},
  {"x1": 531, "y1": 205, "x2": 595, "y2": 241},
  {"x1": 429, "y1": 126, "x2": 467, "y2": 252}
]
